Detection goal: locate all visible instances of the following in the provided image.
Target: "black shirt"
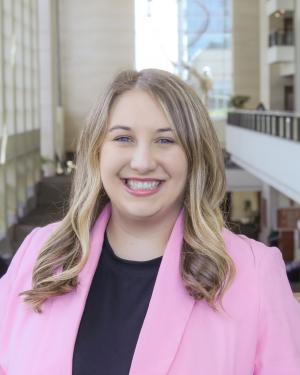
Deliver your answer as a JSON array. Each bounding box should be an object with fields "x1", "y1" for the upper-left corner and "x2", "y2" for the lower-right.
[{"x1": 72, "y1": 231, "x2": 162, "y2": 375}]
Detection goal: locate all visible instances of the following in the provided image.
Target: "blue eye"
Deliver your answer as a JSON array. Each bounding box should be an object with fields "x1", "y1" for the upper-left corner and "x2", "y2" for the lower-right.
[
  {"x1": 114, "y1": 136, "x2": 131, "y2": 142},
  {"x1": 158, "y1": 138, "x2": 174, "y2": 144},
  {"x1": 113, "y1": 137, "x2": 174, "y2": 144}
]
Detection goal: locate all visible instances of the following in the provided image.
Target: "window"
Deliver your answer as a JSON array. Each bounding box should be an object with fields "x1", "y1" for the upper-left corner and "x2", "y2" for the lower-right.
[{"x1": 0, "y1": 0, "x2": 40, "y2": 238}]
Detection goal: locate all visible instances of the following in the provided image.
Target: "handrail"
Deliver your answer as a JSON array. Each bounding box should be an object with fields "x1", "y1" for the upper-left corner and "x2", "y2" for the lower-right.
[
  {"x1": 230, "y1": 109, "x2": 300, "y2": 117},
  {"x1": 227, "y1": 109, "x2": 300, "y2": 142},
  {"x1": 269, "y1": 29, "x2": 294, "y2": 47}
]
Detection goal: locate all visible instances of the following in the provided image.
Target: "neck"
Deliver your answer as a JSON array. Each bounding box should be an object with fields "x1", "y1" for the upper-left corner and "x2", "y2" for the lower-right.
[{"x1": 106, "y1": 206, "x2": 182, "y2": 261}]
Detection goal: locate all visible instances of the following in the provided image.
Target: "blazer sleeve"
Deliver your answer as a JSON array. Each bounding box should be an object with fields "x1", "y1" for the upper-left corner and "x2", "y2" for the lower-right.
[
  {"x1": 0, "y1": 228, "x2": 40, "y2": 375},
  {"x1": 0, "y1": 228, "x2": 40, "y2": 328},
  {"x1": 253, "y1": 245, "x2": 300, "y2": 375}
]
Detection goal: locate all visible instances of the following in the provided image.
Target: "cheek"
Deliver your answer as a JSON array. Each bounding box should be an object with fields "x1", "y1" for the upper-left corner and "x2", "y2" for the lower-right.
[
  {"x1": 100, "y1": 145, "x2": 116, "y2": 171},
  {"x1": 168, "y1": 152, "x2": 188, "y2": 178},
  {"x1": 99, "y1": 150, "x2": 112, "y2": 182},
  {"x1": 100, "y1": 152, "x2": 126, "y2": 187}
]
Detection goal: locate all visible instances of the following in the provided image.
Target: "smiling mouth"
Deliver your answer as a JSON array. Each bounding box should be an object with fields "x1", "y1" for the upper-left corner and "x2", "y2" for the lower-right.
[{"x1": 122, "y1": 178, "x2": 164, "y2": 191}]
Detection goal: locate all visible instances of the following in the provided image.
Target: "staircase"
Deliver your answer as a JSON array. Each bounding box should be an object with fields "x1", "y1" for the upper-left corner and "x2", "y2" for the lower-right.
[{"x1": 0, "y1": 175, "x2": 72, "y2": 275}]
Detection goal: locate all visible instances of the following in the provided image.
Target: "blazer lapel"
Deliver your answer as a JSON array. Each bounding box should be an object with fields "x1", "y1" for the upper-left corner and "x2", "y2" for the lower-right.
[
  {"x1": 46, "y1": 203, "x2": 112, "y2": 374},
  {"x1": 46, "y1": 203, "x2": 194, "y2": 375},
  {"x1": 129, "y1": 207, "x2": 195, "y2": 375}
]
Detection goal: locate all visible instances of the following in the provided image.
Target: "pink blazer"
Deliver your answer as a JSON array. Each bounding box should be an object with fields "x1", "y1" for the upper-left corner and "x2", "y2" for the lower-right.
[{"x1": 1, "y1": 203, "x2": 300, "y2": 374}]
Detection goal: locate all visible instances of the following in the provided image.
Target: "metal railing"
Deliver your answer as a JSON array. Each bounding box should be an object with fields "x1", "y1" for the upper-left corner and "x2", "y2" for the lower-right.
[
  {"x1": 269, "y1": 30, "x2": 294, "y2": 47},
  {"x1": 227, "y1": 110, "x2": 300, "y2": 142}
]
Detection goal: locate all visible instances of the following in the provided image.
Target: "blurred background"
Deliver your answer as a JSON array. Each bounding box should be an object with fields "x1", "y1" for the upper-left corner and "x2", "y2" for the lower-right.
[{"x1": 0, "y1": 0, "x2": 299, "y2": 291}]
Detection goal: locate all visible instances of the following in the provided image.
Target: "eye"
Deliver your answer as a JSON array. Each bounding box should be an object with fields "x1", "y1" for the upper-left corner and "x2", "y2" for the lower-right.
[
  {"x1": 113, "y1": 136, "x2": 132, "y2": 143},
  {"x1": 157, "y1": 138, "x2": 174, "y2": 144}
]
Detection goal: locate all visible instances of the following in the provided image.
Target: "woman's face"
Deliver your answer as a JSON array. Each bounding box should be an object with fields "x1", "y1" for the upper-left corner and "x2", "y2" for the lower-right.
[{"x1": 100, "y1": 89, "x2": 188, "y2": 222}]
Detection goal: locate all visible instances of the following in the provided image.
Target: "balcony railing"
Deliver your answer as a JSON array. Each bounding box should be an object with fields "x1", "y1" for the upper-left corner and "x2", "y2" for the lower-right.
[
  {"x1": 269, "y1": 30, "x2": 294, "y2": 47},
  {"x1": 227, "y1": 110, "x2": 300, "y2": 142}
]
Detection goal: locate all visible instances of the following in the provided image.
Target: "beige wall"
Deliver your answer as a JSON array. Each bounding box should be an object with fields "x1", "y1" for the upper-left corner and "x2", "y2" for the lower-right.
[
  {"x1": 59, "y1": 0, "x2": 135, "y2": 152},
  {"x1": 232, "y1": 0, "x2": 260, "y2": 108},
  {"x1": 269, "y1": 64, "x2": 285, "y2": 110},
  {"x1": 259, "y1": 0, "x2": 270, "y2": 108},
  {"x1": 39, "y1": 0, "x2": 59, "y2": 174}
]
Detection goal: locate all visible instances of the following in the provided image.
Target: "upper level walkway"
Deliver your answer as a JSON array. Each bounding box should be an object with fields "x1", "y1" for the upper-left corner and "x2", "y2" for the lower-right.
[{"x1": 226, "y1": 109, "x2": 300, "y2": 203}]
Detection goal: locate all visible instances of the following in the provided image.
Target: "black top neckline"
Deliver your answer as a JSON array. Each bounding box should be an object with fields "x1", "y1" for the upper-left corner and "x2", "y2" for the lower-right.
[
  {"x1": 73, "y1": 230, "x2": 162, "y2": 375},
  {"x1": 103, "y1": 231, "x2": 163, "y2": 267}
]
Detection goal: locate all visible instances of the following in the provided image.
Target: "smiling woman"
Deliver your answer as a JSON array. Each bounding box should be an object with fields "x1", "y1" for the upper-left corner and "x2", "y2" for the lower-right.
[
  {"x1": 1, "y1": 69, "x2": 300, "y2": 375},
  {"x1": 100, "y1": 89, "x2": 189, "y2": 255}
]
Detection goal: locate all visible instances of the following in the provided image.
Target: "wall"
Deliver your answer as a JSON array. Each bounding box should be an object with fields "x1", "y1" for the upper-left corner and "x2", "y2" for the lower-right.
[
  {"x1": 232, "y1": 0, "x2": 260, "y2": 108},
  {"x1": 59, "y1": 0, "x2": 135, "y2": 152},
  {"x1": 259, "y1": 0, "x2": 270, "y2": 108},
  {"x1": 226, "y1": 169, "x2": 262, "y2": 192},
  {"x1": 226, "y1": 125, "x2": 300, "y2": 204},
  {"x1": 39, "y1": 0, "x2": 59, "y2": 174},
  {"x1": 270, "y1": 64, "x2": 285, "y2": 110}
]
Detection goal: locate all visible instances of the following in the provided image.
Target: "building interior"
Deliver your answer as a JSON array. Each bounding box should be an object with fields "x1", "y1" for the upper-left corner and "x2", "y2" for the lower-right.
[{"x1": 0, "y1": 0, "x2": 300, "y2": 299}]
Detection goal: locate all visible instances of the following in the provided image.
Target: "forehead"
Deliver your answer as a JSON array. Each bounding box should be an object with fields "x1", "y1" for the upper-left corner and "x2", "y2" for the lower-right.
[{"x1": 108, "y1": 89, "x2": 171, "y2": 129}]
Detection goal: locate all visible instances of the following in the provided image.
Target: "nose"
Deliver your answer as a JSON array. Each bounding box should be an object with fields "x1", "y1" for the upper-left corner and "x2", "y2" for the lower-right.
[{"x1": 130, "y1": 143, "x2": 157, "y2": 173}]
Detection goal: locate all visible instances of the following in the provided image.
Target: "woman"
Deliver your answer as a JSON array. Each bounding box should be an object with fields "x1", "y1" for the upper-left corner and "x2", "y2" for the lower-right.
[{"x1": 0, "y1": 69, "x2": 299, "y2": 374}]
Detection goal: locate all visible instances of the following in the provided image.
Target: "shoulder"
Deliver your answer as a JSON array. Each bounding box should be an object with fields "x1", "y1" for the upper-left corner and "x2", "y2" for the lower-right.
[
  {"x1": 28, "y1": 221, "x2": 61, "y2": 247},
  {"x1": 222, "y1": 227, "x2": 282, "y2": 271},
  {"x1": 0, "y1": 221, "x2": 62, "y2": 286},
  {"x1": 221, "y1": 230, "x2": 300, "y2": 372},
  {"x1": 0, "y1": 221, "x2": 63, "y2": 321},
  {"x1": 19, "y1": 221, "x2": 62, "y2": 263},
  {"x1": 221, "y1": 227, "x2": 288, "y2": 298},
  {"x1": 220, "y1": 228, "x2": 299, "y2": 318}
]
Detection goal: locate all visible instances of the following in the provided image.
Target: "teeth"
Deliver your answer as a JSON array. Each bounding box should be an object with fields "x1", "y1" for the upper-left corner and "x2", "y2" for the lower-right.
[{"x1": 126, "y1": 180, "x2": 160, "y2": 190}]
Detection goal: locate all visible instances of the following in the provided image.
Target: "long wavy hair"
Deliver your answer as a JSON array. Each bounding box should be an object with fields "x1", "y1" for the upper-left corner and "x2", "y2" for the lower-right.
[{"x1": 20, "y1": 68, "x2": 236, "y2": 313}]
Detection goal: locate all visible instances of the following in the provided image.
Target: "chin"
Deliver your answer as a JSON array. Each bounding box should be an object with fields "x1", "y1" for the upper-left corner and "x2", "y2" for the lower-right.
[{"x1": 122, "y1": 204, "x2": 163, "y2": 220}]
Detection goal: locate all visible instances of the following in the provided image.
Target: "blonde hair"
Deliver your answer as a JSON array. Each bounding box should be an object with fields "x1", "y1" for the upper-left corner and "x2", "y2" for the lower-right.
[{"x1": 20, "y1": 69, "x2": 236, "y2": 313}]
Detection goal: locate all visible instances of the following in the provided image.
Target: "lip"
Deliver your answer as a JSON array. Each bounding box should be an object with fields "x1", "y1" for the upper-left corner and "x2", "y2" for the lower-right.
[{"x1": 121, "y1": 178, "x2": 164, "y2": 197}]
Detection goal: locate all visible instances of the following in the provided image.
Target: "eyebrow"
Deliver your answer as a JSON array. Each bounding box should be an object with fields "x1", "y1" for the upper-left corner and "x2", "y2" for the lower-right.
[{"x1": 108, "y1": 125, "x2": 173, "y2": 133}]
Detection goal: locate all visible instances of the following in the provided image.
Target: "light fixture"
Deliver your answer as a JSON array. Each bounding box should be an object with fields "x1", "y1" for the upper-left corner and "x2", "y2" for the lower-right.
[{"x1": 274, "y1": 9, "x2": 285, "y2": 18}]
